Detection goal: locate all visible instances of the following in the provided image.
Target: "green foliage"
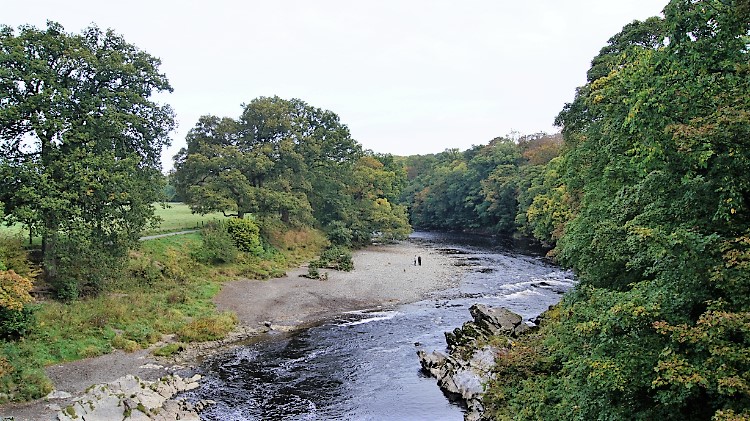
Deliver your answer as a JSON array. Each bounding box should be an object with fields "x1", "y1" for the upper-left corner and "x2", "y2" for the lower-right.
[
  {"x1": 191, "y1": 222, "x2": 240, "y2": 264},
  {"x1": 312, "y1": 246, "x2": 354, "y2": 272},
  {"x1": 111, "y1": 335, "x2": 140, "y2": 352},
  {"x1": 0, "y1": 305, "x2": 35, "y2": 341},
  {"x1": 173, "y1": 98, "x2": 411, "y2": 246},
  {"x1": 0, "y1": 22, "x2": 175, "y2": 298},
  {"x1": 401, "y1": 133, "x2": 563, "y2": 240},
  {"x1": 224, "y1": 217, "x2": 263, "y2": 255},
  {"x1": 152, "y1": 342, "x2": 185, "y2": 357},
  {"x1": 51, "y1": 228, "x2": 129, "y2": 300},
  {"x1": 0, "y1": 343, "x2": 52, "y2": 403},
  {"x1": 325, "y1": 220, "x2": 353, "y2": 247},
  {"x1": 178, "y1": 312, "x2": 237, "y2": 342},
  {"x1": 0, "y1": 238, "x2": 36, "y2": 340},
  {"x1": 483, "y1": 1, "x2": 750, "y2": 419},
  {"x1": 0, "y1": 237, "x2": 33, "y2": 278},
  {"x1": 306, "y1": 263, "x2": 321, "y2": 280}
]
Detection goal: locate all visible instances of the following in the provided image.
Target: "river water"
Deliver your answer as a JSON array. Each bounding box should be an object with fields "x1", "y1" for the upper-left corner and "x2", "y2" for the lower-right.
[{"x1": 182, "y1": 232, "x2": 576, "y2": 420}]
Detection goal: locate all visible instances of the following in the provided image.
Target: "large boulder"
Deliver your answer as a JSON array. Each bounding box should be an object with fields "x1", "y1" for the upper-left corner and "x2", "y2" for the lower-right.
[
  {"x1": 418, "y1": 305, "x2": 528, "y2": 421},
  {"x1": 469, "y1": 304, "x2": 528, "y2": 337}
]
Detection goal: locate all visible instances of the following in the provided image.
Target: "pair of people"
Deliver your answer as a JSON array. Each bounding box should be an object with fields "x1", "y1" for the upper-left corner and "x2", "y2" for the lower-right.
[{"x1": 413, "y1": 255, "x2": 422, "y2": 266}]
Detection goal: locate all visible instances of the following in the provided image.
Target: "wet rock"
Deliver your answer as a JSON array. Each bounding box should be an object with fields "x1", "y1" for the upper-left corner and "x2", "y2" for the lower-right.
[{"x1": 418, "y1": 305, "x2": 528, "y2": 421}]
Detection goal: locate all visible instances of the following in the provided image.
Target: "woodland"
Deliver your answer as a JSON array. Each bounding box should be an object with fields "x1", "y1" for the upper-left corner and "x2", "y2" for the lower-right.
[{"x1": 0, "y1": 0, "x2": 748, "y2": 419}]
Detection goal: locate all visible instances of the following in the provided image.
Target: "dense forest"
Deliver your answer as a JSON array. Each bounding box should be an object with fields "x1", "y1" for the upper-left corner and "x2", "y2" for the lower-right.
[
  {"x1": 422, "y1": 1, "x2": 747, "y2": 419},
  {"x1": 0, "y1": 0, "x2": 748, "y2": 418},
  {"x1": 399, "y1": 132, "x2": 563, "y2": 242}
]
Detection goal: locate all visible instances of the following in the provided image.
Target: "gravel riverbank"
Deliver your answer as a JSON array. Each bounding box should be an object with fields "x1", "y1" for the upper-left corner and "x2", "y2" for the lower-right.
[{"x1": 0, "y1": 240, "x2": 462, "y2": 420}]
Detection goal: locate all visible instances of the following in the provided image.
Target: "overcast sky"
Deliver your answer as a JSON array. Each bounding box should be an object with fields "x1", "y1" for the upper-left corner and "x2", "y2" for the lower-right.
[{"x1": 5, "y1": 1, "x2": 667, "y2": 171}]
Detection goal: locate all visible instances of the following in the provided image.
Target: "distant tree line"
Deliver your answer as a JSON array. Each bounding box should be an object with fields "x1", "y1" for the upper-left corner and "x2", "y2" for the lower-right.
[{"x1": 399, "y1": 132, "x2": 564, "y2": 243}]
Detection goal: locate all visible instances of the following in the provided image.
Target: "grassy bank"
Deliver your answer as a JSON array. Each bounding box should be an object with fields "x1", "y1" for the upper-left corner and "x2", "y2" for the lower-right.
[{"x1": 0, "y1": 214, "x2": 327, "y2": 403}]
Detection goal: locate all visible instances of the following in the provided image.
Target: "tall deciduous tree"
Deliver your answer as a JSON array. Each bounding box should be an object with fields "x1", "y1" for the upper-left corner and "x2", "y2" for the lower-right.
[
  {"x1": 0, "y1": 22, "x2": 175, "y2": 298},
  {"x1": 174, "y1": 97, "x2": 360, "y2": 224},
  {"x1": 174, "y1": 96, "x2": 410, "y2": 244}
]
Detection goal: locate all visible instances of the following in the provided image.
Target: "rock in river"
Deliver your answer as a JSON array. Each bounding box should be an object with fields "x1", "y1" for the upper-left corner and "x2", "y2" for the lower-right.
[{"x1": 417, "y1": 304, "x2": 531, "y2": 421}]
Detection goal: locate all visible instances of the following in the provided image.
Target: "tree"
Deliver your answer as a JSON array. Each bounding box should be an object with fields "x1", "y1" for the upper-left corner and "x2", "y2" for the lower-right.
[
  {"x1": 174, "y1": 97, "x2": 411, "y2": 245},
  {"x1": 345, "y1": 154, "x2": 411, "y2": 245},
  {"x1": 0, "y1": 22, "x2": 175, "y2": 298},
  {"x1": 174, "y1": 97, "x2": 362, "y2": 226}
]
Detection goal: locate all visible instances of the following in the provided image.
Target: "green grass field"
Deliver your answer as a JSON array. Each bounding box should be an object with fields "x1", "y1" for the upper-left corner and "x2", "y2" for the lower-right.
[
  {"x1": 146, "y1": 203, "x2": 225, "y2": 235},
  {"x1": 0, "y1": 203, "x2": 225, "y2": 240}
]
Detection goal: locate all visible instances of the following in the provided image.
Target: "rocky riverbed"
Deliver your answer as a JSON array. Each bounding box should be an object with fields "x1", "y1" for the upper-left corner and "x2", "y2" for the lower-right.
[{"x1": 418, "y1": 304, "x2": 537, "y2": 421}]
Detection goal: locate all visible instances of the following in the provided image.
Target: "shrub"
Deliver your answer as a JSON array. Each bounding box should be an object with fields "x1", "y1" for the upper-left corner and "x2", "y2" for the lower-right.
[
  {"x1": 304, "y1": 261, "x2": 323, "y2": 279},
  {"x1": 192, "y1": 222, "x2": 239, "y2": 264},
  {"x1": 127, "y1": 253, "x2": 164, "y2": 287},
  {"x1": 325, "y1": 221, "x2": 353, "y2": 247},
  {"x1": 318, "y1": 246, "x2": 354, "y2": 272},
  {"x1": 0, "y1": 305, "x2": 35, "y2": 341},
  {"x1": 0, "y1": 237, "x2": 34, "y2": 278},
  {"x1": 112, "y1": 335, "x2": 140, "y2": 352},
  {"x1": 0, "y1": 270, "x2": 36, "y2": 340},
  {"x1": 50, "y1": 230, "x2": 128, "y2": 299},
  {"x1": 225, "y1": 218, "x2": 263, "y2": 255}
]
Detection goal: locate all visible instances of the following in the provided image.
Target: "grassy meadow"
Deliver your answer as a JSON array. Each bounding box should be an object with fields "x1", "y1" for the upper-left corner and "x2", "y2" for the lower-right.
[
  {"x1": 0, "y1": 203, "x2": 226, "y2": 241},
  {"x1": 145, "y1": 203, "x2": 226, "y2": 235}
]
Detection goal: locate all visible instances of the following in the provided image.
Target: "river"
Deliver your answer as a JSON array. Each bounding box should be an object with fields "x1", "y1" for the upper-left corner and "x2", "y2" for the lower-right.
[{"x1": 181, "y1": 231, "x2": 575, "y2": 420}]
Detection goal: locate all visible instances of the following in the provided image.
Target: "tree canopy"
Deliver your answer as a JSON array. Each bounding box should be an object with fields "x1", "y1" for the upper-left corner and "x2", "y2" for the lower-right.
[
  {"x1": 401, "y1": 133, "x2": 563, "y2": 239},
  {"x1": 483, "y1": 1, "x2": 750, "y2": 418},
  {"x1": 173, "y1": 96, "x2": 410, "y2": 246},
  {"x1": 0, "y1": 21, "x2": 175, "y2": 298}
]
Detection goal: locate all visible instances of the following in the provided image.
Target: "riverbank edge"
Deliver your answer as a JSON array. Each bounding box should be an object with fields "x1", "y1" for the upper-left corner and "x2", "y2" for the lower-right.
[{"x1": 0, "y1": 238, "x2": 466, "y2": 420}]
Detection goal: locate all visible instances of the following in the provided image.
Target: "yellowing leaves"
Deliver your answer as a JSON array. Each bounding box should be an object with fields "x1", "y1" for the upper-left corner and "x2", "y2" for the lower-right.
[{"x1": 0, "y1": 270, "x2": 34, "y2": 311}]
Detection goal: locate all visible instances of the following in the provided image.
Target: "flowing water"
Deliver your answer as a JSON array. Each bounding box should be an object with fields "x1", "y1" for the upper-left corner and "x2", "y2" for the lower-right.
[{"x1": 182, "y1": 232, "x2": 576, "y2": 420}]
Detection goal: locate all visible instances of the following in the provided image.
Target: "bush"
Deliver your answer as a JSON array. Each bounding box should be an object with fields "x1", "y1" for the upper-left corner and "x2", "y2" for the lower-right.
[
  {"x1": 127, "y1": 253, "x2": 164, "y2": 287},
  {"x1": 0, "y1": 269, "x2": 36, "y2": 340},
  {"x1": 50, "y1": 230, "x2": 129, "y2": 299},
  {"x1": 225, "y1": 218, "x2": 263, "y2": 255},
  {"x1": 192, "y1": 222, "x2": 239, "y2": 264},
  {"x1": 312, "y1": 246, "x2": 354, "y2": 272},
  {"x1": 0, "y1": 237, "x2": 34, "y2": 278},
  {"x1": 111, "y1": 335, "x2": 140, "y2": 352},
  {"x1": 0, "y1": 305, "x2": 35, "y2": 340},
  {"x1": 325, "y1": 221, "x2": 353, "y2": 247}
]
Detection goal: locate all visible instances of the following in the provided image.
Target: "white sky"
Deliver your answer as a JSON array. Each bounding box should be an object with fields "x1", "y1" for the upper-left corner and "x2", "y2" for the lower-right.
[{"x1": 4, "y1": 1, "x2": 666, "y2": 171}]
